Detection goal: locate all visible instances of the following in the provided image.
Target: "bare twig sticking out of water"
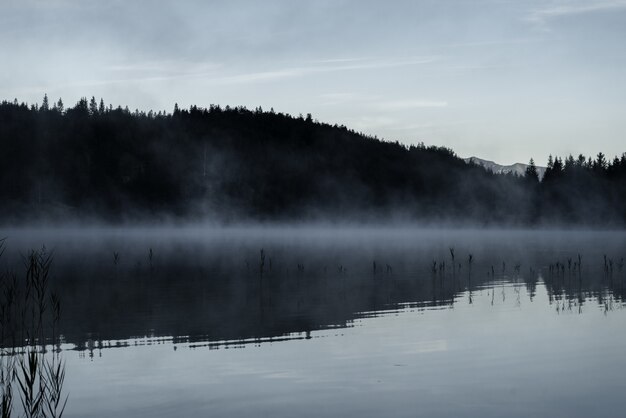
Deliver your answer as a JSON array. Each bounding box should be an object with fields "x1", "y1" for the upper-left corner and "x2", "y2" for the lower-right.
[
  {"x1": 449, "y1": 248, "x2": 455, "y2": 276},
  {"x1": 148, "y1": 248, "x2": 154, "y2": 271},
  {"x1": 514, "y1": 263, "x2": 521, "y2": 275},
  {"x1": 567, "y1": 258, "x2": 572, "y2": 275},
  {"x1": 259, "y1": 249, "x2": 265, "y2": 276},
  {"x1": 112, "y1": 251, "x2": 120, "y2": 279},
  {"x1": 50, "y1": 293, "x2": 61, "y2": 353},
  {"x1": 467, "y1": 254, "x2": 473, "y2": 303}
]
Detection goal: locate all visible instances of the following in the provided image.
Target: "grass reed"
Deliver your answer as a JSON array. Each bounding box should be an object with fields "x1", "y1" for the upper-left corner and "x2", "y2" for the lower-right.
[{"x1": 0, "y1": 243, "x2": 68, "y2": 418}]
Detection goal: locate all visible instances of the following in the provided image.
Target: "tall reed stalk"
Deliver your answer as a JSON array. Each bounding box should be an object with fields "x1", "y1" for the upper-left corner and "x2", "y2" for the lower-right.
[{"x1": 0, "y1": 243, "x2": 68, "y2": 418}]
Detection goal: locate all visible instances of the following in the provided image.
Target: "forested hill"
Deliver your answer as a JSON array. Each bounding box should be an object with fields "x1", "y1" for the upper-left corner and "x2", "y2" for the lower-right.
[{"x1": 1, "y1": 97, "x2": 625, "y2": 225}]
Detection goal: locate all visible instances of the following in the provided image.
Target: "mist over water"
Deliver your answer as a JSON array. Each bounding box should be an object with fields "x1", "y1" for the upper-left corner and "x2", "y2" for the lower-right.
[{"x1": 1, "y1": 225, "x2": 625, "y2": 417}]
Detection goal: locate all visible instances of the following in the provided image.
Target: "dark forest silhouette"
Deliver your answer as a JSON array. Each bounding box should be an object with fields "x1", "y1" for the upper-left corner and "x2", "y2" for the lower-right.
[{"x1": 1, "y1": 95, "x2": 624, "y2": 225}]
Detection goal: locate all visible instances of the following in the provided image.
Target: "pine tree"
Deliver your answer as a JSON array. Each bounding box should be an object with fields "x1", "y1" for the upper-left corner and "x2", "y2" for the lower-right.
[
  {"x1": 524, "y1": 158, "x2": 539, "y2": 183},
  {"x1": 594, "y1": 152, "x2": 607, "y2": 171},
  {"x1": 89, "y1": 96, "x2": 98, "y2": 115},
  {"x1": 41, "y1": 94, "x2": 49, "y2": 111},
  {"x1": 56, "y1": 98, "x2": 64, "y2": 113},
  {"x1": 552, "y1": 157, "x2": 563, "y2": 174},
  {"x1": 564, "y1": 154, "x2": 575, "y2": 170},
  {"x1": 76, "y1": 97, "x2": 89, "y2": 112},
  {"x1": 99, "y1": 98, "x2": 105, "y2": 114},
  {"x1": 543, "y1": 155, "x2": 554, "y2": 182}
]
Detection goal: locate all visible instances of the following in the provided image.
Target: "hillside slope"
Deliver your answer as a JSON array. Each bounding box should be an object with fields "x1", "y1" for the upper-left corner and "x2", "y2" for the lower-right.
[{"x1": 0, "y1": 98, "x2": 624, "y2": 225}]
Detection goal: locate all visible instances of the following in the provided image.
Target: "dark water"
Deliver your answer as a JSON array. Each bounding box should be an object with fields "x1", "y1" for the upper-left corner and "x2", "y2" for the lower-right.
[{"x1": 1, "y1": 227, "x2": 625, "y2": 417}]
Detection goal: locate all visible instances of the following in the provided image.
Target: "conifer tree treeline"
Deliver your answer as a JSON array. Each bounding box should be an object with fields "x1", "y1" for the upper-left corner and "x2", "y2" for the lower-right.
[{"x1": 0, "y1": 95, "x2": 624, "y2": 225}]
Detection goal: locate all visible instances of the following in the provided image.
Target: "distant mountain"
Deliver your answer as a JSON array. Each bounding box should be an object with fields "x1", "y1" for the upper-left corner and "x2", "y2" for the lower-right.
[{"x1": 464, "y1": 157, "x2": 546, "y2": 180}]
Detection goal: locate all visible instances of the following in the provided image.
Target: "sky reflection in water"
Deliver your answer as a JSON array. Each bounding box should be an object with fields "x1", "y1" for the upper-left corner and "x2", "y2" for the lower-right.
[{"x1": 2, "y1": 227, "x2": 625, "y2": 417}]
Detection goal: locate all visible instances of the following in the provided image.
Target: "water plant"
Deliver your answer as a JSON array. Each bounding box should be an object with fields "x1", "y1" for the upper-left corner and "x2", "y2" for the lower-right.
[
  {"x1": 449, "y1": 248, "x2": 455, "y2": 275},
  {"x1": 0, "y1": 243, "x2": 68, "y2": 418},
  {"x1": 148, "y1": 248, "x2": 154, "y2": 270},
  {"x1": 43, "y1": 355, "x2": 67, "y2": 418},
  {"x1": 259, "y1": 249, "x2": 265, "y2": 276}
]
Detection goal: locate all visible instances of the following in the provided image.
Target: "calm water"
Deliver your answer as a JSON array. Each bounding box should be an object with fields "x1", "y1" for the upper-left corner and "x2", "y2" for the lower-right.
[{"x1": 1, "y1": 227, "x2": 625, "y2": 417}]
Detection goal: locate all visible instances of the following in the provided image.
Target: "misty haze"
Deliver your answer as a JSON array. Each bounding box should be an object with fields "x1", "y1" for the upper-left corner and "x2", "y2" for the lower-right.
[{"x1": 1, "y1": 1, "x2": 626, "y2": 418}]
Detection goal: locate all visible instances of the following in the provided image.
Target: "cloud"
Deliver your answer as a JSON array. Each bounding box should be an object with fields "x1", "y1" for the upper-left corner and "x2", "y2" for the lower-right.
[
  {"x1": 376, "y1": 99, "x2": 449, "y2": 110},
  {"x1": 318, "y1": 92, "x2": 377, "y2": 106},
  {"x1": 22, "y1": 56, "x2": 441, "y2": 91},
  {"x1": 307, "y1": 57, "x2": 371, "y2": 65},
  {"x1": 209, "y1": 56, "x2": 440, "y2": 86},
  {"x1": 527, "y1": 0, "x2": 626, "y2": 24},
  {"x1": 318, "y1": 95, "x2": 448, "y2": 110},
  {"x1": 10, "y1": 63, "x2": 224, "y2": 96},
  {"x1": 343, "y1": 115, "x2": 399, "y2": 131},
  {"x1": 6, "y1": 55, "x2": 439, "y2": 98},
  {"x1": 105, "y1": 60, "x2": 222, "y2": 75}
]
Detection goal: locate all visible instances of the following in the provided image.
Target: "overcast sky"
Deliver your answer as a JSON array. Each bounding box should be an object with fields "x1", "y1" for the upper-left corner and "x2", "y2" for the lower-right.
[{"x1": 1, "y1": 0, "x2": 625, "y2": 164}]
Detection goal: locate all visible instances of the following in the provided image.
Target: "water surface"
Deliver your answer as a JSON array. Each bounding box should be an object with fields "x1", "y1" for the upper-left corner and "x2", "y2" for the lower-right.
[{"x1": 1, "y1": 227, "x2": 625, "y2": 417}]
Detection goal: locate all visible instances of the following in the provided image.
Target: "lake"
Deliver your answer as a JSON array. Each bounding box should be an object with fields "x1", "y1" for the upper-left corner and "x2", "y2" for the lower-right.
[{"x1": 1, "y1": 227, "x2": 625, "y2": 417}]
